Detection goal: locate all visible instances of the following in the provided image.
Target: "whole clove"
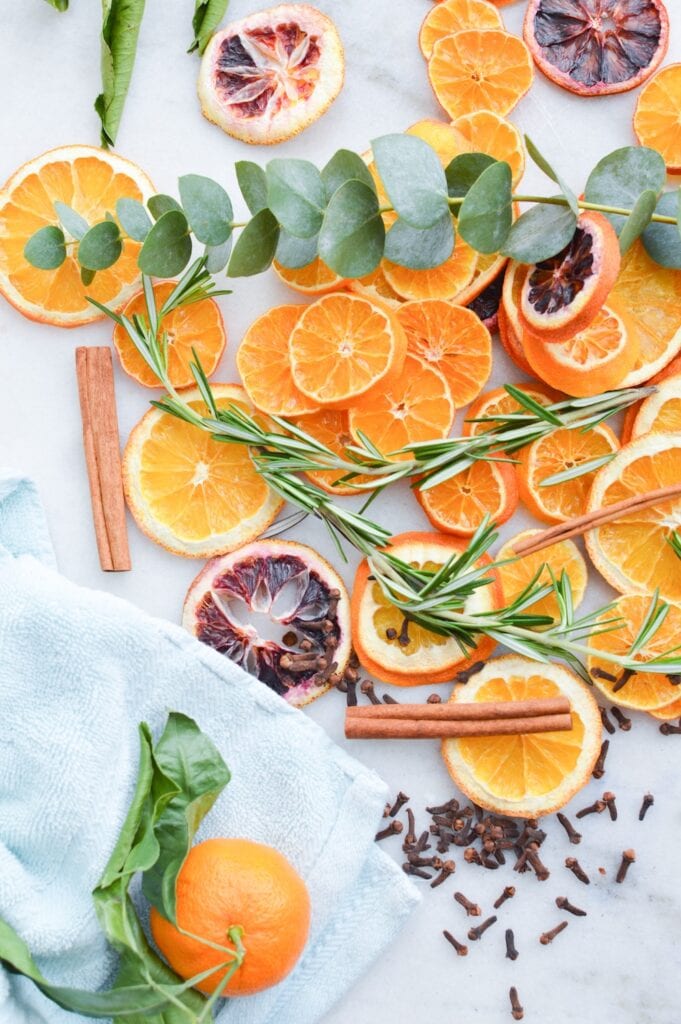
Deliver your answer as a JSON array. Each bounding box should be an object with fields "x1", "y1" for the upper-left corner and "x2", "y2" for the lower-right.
[
  {"x1": 388, "y1": 791, "x2": 409, "y2": 817},
  {"x1": 615, "y1": 848, "x2": 636, "y2": 883},
  {"x1": 599, "y1": 705, "x2": 616, "y2": 734},
  {"x1": 659, "y1": 720, "x2": 681, "y2": 735},
  {"x1": 375, "y1": 820, "x2": 403, "y2": 842},
  {"x1": 397, "y1": 618, "x2": 411, "y2": 647},
  {"x1": 402, "y1": 863, "x2": 432, "y2": 879},
  {"x1": 454, "y1": 891, "x2": 481, "y2": 916},
  {"x1": 639, "y1": 792, "x2": 654, "y2": 821},
  {"x1": 360, "y1": 679, "x2": 381, "y2": 705},
  {"x1": 385, "y1": 627, "x2": 397, "y2": 640},
  {"x1": 602, "y1": 791, "x2": 618, "y2": 821},
  {"x1": 443, "y1": 930, "x2": 468, "y2": 956},
  {"x1": 382, "y1": 693, "x2": 399, "y2": 704},
  {"x1": 613, "y1": 667, "x2": 635, "y2": 693},
  {"x1": 494, "y1": 885, "x2": 516, "y2": 910},
  {"x1": 345, "y1": 678, "x2": 358, "y2": 707},
  {"x1": 427, "y1": 798, "x2": 460, "y2": 815},
  {"x1": 431, "y1": 860, "x2": 456, "y2": 888},
  {"x1": 556, "y1": 896, "x2": 587, "y2": 917},
  {"x1": 468, "y1": 915, "x2": 497, "y2": 941},
  {"x1": 464, "y1": 847, "x2": 482, "y2": 866},
  {"x1": 540, "y1": 920, "x2": 568, "y2": 945},
  {"x1": 610, "y1": 706, "x2": 631, "y2": 731},
  {"x1": 565, "y1": 856, "x2": 590, "y2": 884},
  {"x1": 453, "y1": 660, "x2": 485, "y2": 684},
  {"x1": 526, "y1": 845, "x2": 550, "y2": 881},
  {"x1": 505, "y1": 928, "x2": 519, "y2": 961},
  {"x1": 591, "y1": 666, "x2": 617, "y2": 683},
  {"x1": 592, "y1": 739, "x2": 610, "y2": 779},
  {"x1": 427, "y1": 693, "x2": 442, "y2": 704},
  {"x1": 557, "y1": 812, "x2": 582, "y2": 844},
  {"x1": 509, "y1": 986, "x2": 524, "y2": 1021},
  {"x1": 575, "y1": 799, "x2": 606, "y2": 819}
]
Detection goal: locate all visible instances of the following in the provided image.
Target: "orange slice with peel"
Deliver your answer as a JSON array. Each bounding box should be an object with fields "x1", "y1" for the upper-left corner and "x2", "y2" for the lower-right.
[
  {"x1": 289, "y1": 293, "x2": 406, "y2": 409},
  {"x1": 236, "y1": 304, "x2": 318, "y2": 418},
  {"x1": 123, "y1": 385, "x2": 283, "y2": 558},
  {"x1": 442, "y1": 655, "x2": 601, "y2": 817},
  {"x1": 587, "y1": 595, "x2": 681, "y2": 712},
  {"x1": 396, "y1": 300, "x2": 492, "y2": 407},
  {"x1": 630, "y1": 375, "x2": 681, "y2": 440},
  {"x1": 428, "y1": 29, "x2": 534, "y2": 120},
  {"x1": 416, "y1": 459, "x2": 518, "y2": 536},
  {"x1": 348, "y1": 266, "x2": 403, "y2": 309},
  {"x1": 496, "y1": 529, "x2": 588, "y2": 624},
  {"x1": 298, "y1": 408, "x2": 375, "y2": 496},
  {"x1": 634, "y1": 63, "x2": 681, "y2": 174},
  {"x1": 498, "y1": 260, "x2": 535, "y2": 376},
  {"x1": 419, "y1": 0, "x2": 502, "y2": 61},
  {"x1": 273, "y1": 256, "x2": 346, "y2": 296},
  {"x1": 351, "y1": 531, "x2": 502, "y2": 686},
  {"x1": 452, "y1": 110, "x2": 525, "y2": 185},
  {"x1": 383, "y1": 235, "x2": 478, "y2": 303},
  {"x1": 454, "y1": 251, "x2": 509, "y2": 308},
  {"x1": 0, "y1": 144, "x2": 154, "y2": 327},
  {"x1": 585, "y1": 433, "x2": 681, "y2": 605},
  {"x1": 114, "y1": 281, "x2": 226, "y2": 390},
  {"x1": 463, "y1": 382, "x2": 559, "y2": 438}
]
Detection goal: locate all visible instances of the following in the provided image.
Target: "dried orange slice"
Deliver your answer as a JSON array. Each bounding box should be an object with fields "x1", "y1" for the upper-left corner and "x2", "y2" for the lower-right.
[
  {"x1": 198, "y1": 4, "x2": 344, "y2": 145},
  {"x1": 348, "y1": 266, "x2": 403, "y2": 309},
  {"x1": 649, "y1": 697, "x2": 681, "y2": 722},
  {"x1": 289, "y1": 293, "x2": 406, "y2": 409},
  {"x1": 521, "y1": 302, "x2": 639, "y2": 398},
  {"x1": 463, "y1": 382, "x2": 558, "y2": 438},
  {"x1": 496, "y1": 529, "x2": 588, "y2": 623},
  {"x1": 406, "y1": 119, "x2": 473, "y2": 166},
  {"x1": 298, "y1": 408, "x2": 375, "y2": 496},
  {"x1": 0, "y1": 145, "x2": 154, "y2": 327},
  {"x1": 442, "y1": 655, "x2": 601, "y2": 817},
  {"x1": 348, "y1": 353, "x2": 454, "y2": 457},
  {"x1": 524, "y1": 0, "x2": 669, "y2": 98},
  {"x1": 123, "y1": 385, "x2": 283, "y2": 558},
  {"x1": 585, "y1": 433, "x2": 681, "y2": 604},
  {"x1": 417, "y1": 460, "x2": 518, "y2": 536},
  {"x1": 610, "y1": 242, "x2": 681, "y2": 386},
  {"x1": 428, "y1": 29, "x2": 533, "y2": 120},
  {"x1": 634, "y1": 63, "x2": 681, "y2": 174},
  {"x1": 587, "y1": 595, "x2": 681, "y2": 712},
  {"x1": 517, "y1": 423, "x2": 620, "y2": 524},
  {"x1": 498, "y1": 260, "x2": 535, "y2": 376},
  {"x1": 113, "y1": 282, "x2": 226, "y2": 390},
  {"x1": 452, "y1": 110, "x2": 525, "y2": 185},
  {"x1": 383, "y1": 236, "x2": 478, "y2": 303},
  {"x1": 351, "y1": 531, "x2": 502, "y2": 685},
  {"x1": 236, "y1": 304, "x2": 318, "y2": 417},
  {"x1": 630, "y1": 375, "x2": 681, "y2": 439},
  {"x1": 454, "y1": 251, "x2": 508, "y2": 309},
  {"x1": 273, "y1": 257, "x2": 346, "y2": 296},
  {"x1": 419, "y1": 0, "x2": 502, "y2": 61},
  {"x1": 519, "y1": 212, "x2": 621, "y2": 344},
  {"x1": 396, "y1": 300, "x2": 491, "y2": 407}
]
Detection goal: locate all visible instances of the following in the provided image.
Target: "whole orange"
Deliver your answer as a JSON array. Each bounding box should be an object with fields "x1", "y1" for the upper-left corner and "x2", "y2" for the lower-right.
[{"x1": 150, "y1": 838, "x2": 311, "y2": 997}]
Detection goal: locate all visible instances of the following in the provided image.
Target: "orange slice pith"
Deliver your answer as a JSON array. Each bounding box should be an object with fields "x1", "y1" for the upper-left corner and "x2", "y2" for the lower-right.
[
  {"x1": 348, "y1": 352, "x2": 454, "y2": 458},
  {"x1": 419, "y1": 0, "x2": 502, "y2": 61},
  {"x1": 123, "y1": 384, "x2": 283, "y2": 558},
  {"x1": 449, "y1": 250, "x2": 508, "y2": 309},
  {"x1": 348, "y1": 266, "x2": 404, "y2": 309},
  {"x1": 631, "y1": 375, "x2": 681, "y2": 439},
  {"x1": 416, "y1": 459, "x2": 518, "y2": 536},
  {"x1": 288, "y1": 292, "x2": 406, "y2": 408},
  {"x1": 396, "y1": 300, "x2": 491, "y2": 407},
  {"x1": 634, "y1": 63, "x2": 681, "y2": 174},
  {"x1": 0, "y1": 145, "x2": 154, "y2": 327},
  {"x1": 452, "y1": 110, "x2": 525, "y2": 186},
  {"x1": 498, "y1": 259, "x2": 534, "y2": 376},
  {"x1": 442, "y1": 655, "x2": 601, "y2": 817},
  {"x1": 587, "y1": 595, "x2": 681, "y2": 712},
  {"x1": 463, "y1": 382, "x2": 559, "y2": 438},
  {"x1": 236, "y1": 304, "x2": 318, "y2": 418},
  {"x1": 517, "y1": 423, "x2": 620, "y2": 525},
  {"x1": 383, "y1": 234, "x2": 478, "y2": 302},
  {"x1": 273, "y1": 256, "x2": 346, "y2": 295},
  {"x1": 586, "y1": 432, "x2": 681, "y2": 605},
  {"x1": 351, "y1": 532, "x2": 502, "y2": 685},
  {"x1": 114, "y1": 282, "x2": 226, "y2": 390},
  {"x1": 496, "y1": 529, "x2": 588, "y2": 624},
  {"x1": 299, "y1": 408, "x2": 375, "y2": 496},
  {"x1": 611, "y1": 242, "x2": 681, "y2": 386},
  {"x1": 428, "y1": 29, "x2": 534, "y2": 120}
]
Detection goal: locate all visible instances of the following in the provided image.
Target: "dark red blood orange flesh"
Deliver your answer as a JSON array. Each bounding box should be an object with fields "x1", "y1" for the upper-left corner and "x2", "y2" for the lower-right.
[{"x1": 467, "y1": 269, "x2": 504, "y2": 333}]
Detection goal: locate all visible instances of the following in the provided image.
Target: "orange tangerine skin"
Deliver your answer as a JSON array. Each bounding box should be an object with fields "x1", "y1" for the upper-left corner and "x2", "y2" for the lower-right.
[
  {"x1": 633, "y1": 62, "x2": 681, "y2": 172},
  {"x1": 416, "y1": 460, "x2": 518, "y2": 537}
]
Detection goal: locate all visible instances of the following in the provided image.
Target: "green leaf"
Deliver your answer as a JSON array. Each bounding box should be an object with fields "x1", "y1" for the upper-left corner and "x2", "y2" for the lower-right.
[
  {"x1": 54, "y1": 201, "x2": 89, "y2": 240},
  {"x1": 618, "y1": 188, "x2": 658, "y2": 255},
  {"x1": 78, "y1": 220, "x2": 123, "y2": 271},
  {"x1": 318, "y1": 179, "x2": 385, "y2": 277},
  {"x1": 43, "y1": 0, "x2": 69, "y2": 10},
  {"x1": 266, "y1": 159, "x2": 326, "y2": 238},
  {"x1": 235, "y1": 161, "x2": 268, "y2": 214},
  {"x1": 142, "y1": 712, "x2": 230, "y2": 923},
  {"x1": 321, "y1": 150, "x2": 375, "y2": 202},
  {"x1": 275, "y1": 230, "x2": 318, "y2": 269},
  {"x1": 95, "y1": 0, "x2": 147, "y2": 148},
  {"x1": 148, "y1": 194, "x2": 183, "y2": 220},
  {"x1": 502, "y1": 202, "x2": 577, "y2": 263},
  {"x1": 116, "y1": 197, "x2": 153, "y2": 242},
  {"x1": 445, "y1": 153, "x2": 496, "y2": 203},
  {"x1": 204, "y1": 238, "x2": 232, "y2": 273},
  {"x1": 24, "y1": 226, "x2": 66, "y2": 270},
  {"x1": 227, "y1": 208, "x2": 279, "y2": 276},
  {"x1": 178, "y1": 174, "x2": 233, "y2": 245},
  {"x1": 585, "y1": 146, "x2": 666, "y2": 233},
  {"x1": 372, "y1": 133, "x2": 448, "y2": 228},
  {"x1": 384, "y1": 212, "x2": 454, "y2": 269},
  {"x1": 524, "y1": 135, "x2": 578, "y2": 214},
  {"x1": 458, "y1": 161, "x2": 513, "y2": 254},
  {"x1": 139, "y1": 211, "x2": 192, "y2": 277},
  {"x1": 189, "y1": 0, "x2": 229, "y2": 53},
  {"x1": 81, "y1": 266, "x2": 96, "y2": 286},
  {"x1": 643, "y1": 190, "x2": 681, "y2": 269}
]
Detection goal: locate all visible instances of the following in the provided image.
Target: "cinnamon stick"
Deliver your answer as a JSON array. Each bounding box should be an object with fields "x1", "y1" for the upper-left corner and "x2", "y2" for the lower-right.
[
  {"x1": 345, "y1": 712, "x2": 572, "y2": 740},
  {"x1": 75, "y1": 347, "x2": 131, "y2": 572},
  {"x1": 347, "y1": 697, "x2": 570, "y2": 721},
  {"x1": 512, "y1": 483, "x2": 681, "y2": 558}
]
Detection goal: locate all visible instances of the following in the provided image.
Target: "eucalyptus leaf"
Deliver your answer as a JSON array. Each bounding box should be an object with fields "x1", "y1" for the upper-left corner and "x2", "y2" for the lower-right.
[
  {"x1": 372, "y1": 133, "x2": 448, "y2": 228},
  {"x1": 585, "y1": 146, "x2": 665, "y2": 233},
  {"x1": 266, "y1": 159, "x2": 326, "y2": 238},
  {"x1": 235, "y1": 161, "x2": 268, "y2": 214},
  {"x1": 54, "y1": 202, "x2": 89, "y2": 240},
  {"x1": 458, "y1": 161, "x2": 513, "y2": 254},
  {"x1": 148, "y1": 194, "x2": 183, "y2": 220},
  {"x1": 502, "y1": 202, "x2": 577, "y2": 263},
  {"x1": 189, "y1": 0, "x2": 229, "y2": 53},
  {"x1": 618, "y1": 188, "x2": 658, "y2": 254},
  {"x1": 445, "y1": 153, "x2": 495, "y2": 204},
  {"x1": 95, "y1": 0, "x2": 147, "y2": 148},
  {"x1": 178, "y1": 174, "x2": 233, "y2": 245},
  {"x1": 321, "y1": 150, "x2": 375, "y2": 202},
  {"x1": 275, "y1": 230, "x2": 318, "y2": 269},
  {"x1": 204, "y1": 237, "x2": 233, "y2": 273},
  {"x1": 43, "y1": 0, "x2": 69, "y2": 9},
  {"x1": 116, "y1": 197, "x2": 153, "y2": 242},
  {"x1": 24, "y1": 226, "x2": 66, "y2": 270},
  {"x1": 318, "y1": 179, "x2": 385, "y2": 277},
  {"x1": 525, "y1": 135, "x2": 578, "y2": 214},
  {"x1": 642, "y1": 190, "x2": 681, "y2": 269},
  {"x1": 78, "y1": 220, "x2": 122, "y2": 271},
  {"x1": 81, "y1": 267, "x2": 97, "y2": 286},
  {"x1": 139, "y1": 211, "x2": 192, "y2": 277},
  {"x1": 384, "y1": 212, "x2": 454, "y2": 269},
  {"x1": 227, "y1": 208, "x2": 279, "y2": 276}
]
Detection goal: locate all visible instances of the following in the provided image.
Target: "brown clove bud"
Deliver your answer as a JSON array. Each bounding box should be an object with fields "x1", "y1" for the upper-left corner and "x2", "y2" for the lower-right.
[
  {"x1": 464, "y1": 847, "x2": 482, "y2": 866},
  {"x1": 375, "y1": 819, "x2": 403, "y2": 842},
  {"x1": 565, "y1": 856, "x2": 590, "y2": 884},
  {"x1": 556, "y1": 896, "x2": 586, "y2": 917},
  {"x1": 612, "y1": 667, "x2": 635, "y2": 693},
  {"x1": 431, "y1": 860, "x2": 456, "y2": 888},
  {"x1": 659, "y1": 720, "x2": 681, "y2": 735},
  {"x1": 638, "y1": 793, "x2": 654, "y2": 821},
  {"x1": 540, "y1": 921, "x2": 568, "y2": 945},
  {"x1": 468, "y1": 915, "x2": 497, "y2": 941},
  {"x1": 599, "y1": 705, "x2": 616, "y2": 735},
  {"x1": 556, "y1": 812, "x2": 582, "y2": 844},
  {"x1": 345, "y1": 678, "x2": 358, "y2": 707},
  {"x1": 382, "y1": 693, "x2": 399, "y2": 704},
  {"x1": 388, "y1": 791, "x2": 409, "y2": 817},
  {"x1": 602, "y1": 791, "x2": 617, "y2": 821},
  {"x1": 592, "y1": 738, "x2": 610, "y2": 779},
  {"x1": 454, "y1": 890, "x2": 481, "y2": 916},
  {"x1": 575, "y1": 799, "x2": 606, "y2": 819},
  {"x1": 427, "y1": 692, "x2": 442, "y2": 704},
  {"x1": 526, "y1": 845, "x2": 550, "y2": 881},
  {"x1": 610, "y1": 706, "x2": 631, "y2": 731},
  {"x1": 443, "y1": 930, "x2": 468, "y2": 956},
  {"x1": 505, "y1": 928, "x2": 519, "y2": 961},
  {"x1": 494, "y1": 885, "x2": 516, "y2": 910},
  {"x1": 509, "y1": 986, "x2": 524, "y2": 1021},
  {"x1": 360, "y1": 679, "x2": 381, "y2": 705},
  {"x1": 615, "y1": 848, "x2": 636, "y2": 883}
]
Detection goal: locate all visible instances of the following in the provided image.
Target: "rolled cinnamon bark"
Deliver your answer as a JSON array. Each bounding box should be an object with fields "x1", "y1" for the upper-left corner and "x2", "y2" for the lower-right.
[{"x1": 345, "y1": 712, "x2": 573, "y2": 740}]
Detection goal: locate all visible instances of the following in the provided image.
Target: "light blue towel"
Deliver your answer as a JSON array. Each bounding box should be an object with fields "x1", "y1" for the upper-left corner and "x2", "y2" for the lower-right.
[{"x1": 0, "y1": 471, "x2": 419, "y2": 1024}]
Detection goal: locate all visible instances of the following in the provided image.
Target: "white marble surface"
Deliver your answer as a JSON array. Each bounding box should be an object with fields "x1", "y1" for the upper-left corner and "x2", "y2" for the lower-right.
[{"x1": 1, "y1": 2, "x2": 681, "y2": 1021}]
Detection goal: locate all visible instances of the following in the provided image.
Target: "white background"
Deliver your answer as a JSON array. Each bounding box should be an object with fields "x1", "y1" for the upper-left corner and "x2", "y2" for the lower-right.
[{"x1": 1, "y1": 2, "x2": 681, "y2": 1021}]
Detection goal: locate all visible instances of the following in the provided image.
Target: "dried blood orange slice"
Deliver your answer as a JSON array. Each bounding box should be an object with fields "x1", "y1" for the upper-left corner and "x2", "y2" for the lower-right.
[
  {"x1": 198, "y1": 4, "x2": 344, "y2": 145},
  {"x1": 465, "y1": 268, "x2": 505, "y2": 333},
  {"x1": 519, "y1": 212, "x2": 620, "y2": 344},
  {"x1": 183, "y1": 539, "x2": 351, "y2": 706},
  {"x1": 524, "y1": 0, "x2": 669, "y2": 97}
]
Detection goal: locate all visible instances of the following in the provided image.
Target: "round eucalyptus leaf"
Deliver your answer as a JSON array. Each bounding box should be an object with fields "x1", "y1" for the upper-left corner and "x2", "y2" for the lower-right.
[
  {"x1": 618, "y1": 189, "x2": 658, "y2": 255},
  {"x1": 384, "y1": 213, "x2": 454, "y2": 269},
  {"x1": 24, "y1": 225, "x2": 66, "y2": 270},
  {"x1": 78, "y1": 220, "x2": 122, "y2": 271},
  {"x1": 458, "y1": 161, "x2": 513, "y2": 254},
  {"x1": 445, "y1": 153, "x2": 495, "y2": 204},
  {"x1": 204, "y1": 238, "x2": 233, "y2": 273},
  {"x1": 585, "y1": 147, "x2": 666, "y2": 234},
  {"x1": 235, "y1": 161, "x2": 268, "y2": 215},
  {"x1": 115, "y1": 198, "x2": 152, "y2": 242},
  {"x1": 53, "y1": 201, "x2": 89, "y2": 241},
  {"x1": 178, "y1": 174, "x2": 233, "y2": 246},
  {"x1": 322, "y1": 150, "x2": 375, "y2": 202},
  {"x1": 227, "y1": 209, "x2": 280, "y2": 277},
  {"x1": 502, "y1": 203, "x2": 577, "y2": 263},
  {"x1": 266, "y1": 159, "x2": 326, "y2": 239},
  {"x1": 148, "y1": 194, "x2": 183, "y2": 221},
  {"x1": 643, "y1": 190, "x2": 681, "y2": 269},
  {"x1": 318, "y1": 179, "x2": 385, "y2": 278},
  {"x1": 372, "y1": 133, "x2": 448, "y2": 228},
  {"x1": 138, "y1": 211, "x2": 192, "y2": 277},
  {"x1": 275, "y1": 230, "x2": 318, "y2": 269}
]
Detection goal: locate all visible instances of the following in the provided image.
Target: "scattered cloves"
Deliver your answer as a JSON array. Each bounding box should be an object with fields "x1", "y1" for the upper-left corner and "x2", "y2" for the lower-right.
[
  {"x1": 427, "y1": 692, "x2": 442, "y2": 704},
  {"x1": 494, "y1": 885, "x2": 516, "y2": 910},
  {"x1": 592, "y1": 739, "x2": 610, "y2": 779},
  {"x1": 360, "y1": 679, "x2": 381, "y2": 705},
  {"x1": 509, "y1": 986, "x2": 524, "y2": 1021},
  {"x1": 592, "y1": 666, "x2": 618, "y2": 683},
  {"x1": 540, "y1": 920, "x2": 568, "y2": 945},
  {"x1": 468, "y1": 915, "x2": 497, "y2": 941},
  {"x1": 659, "y1": 720, "x2": 681, "y2": 735},
  {"x1": 454, "y1": 890, "x2": 481, "y2": 916},
  {"x1": 610, "y1": 706, "x2": 632, "y2": 731},
  {"x1": 443, "y1": 930, "x2": 468, "y2": 957},
  {"x1": 599, "y1": 704, "x2": 616, "y2": 734},
  {"x1": 602, "y1": 791, "x2": 618, "y2": 821},
  {"x1": 526, "y1": 845, "x2": 550, "y2": 881},
  {"x1": 565, "y1": 856, "x2": 590, "y2": 884},
  {"x1": 556, "y1": 896, "x2": 586, "y2": 917},
  {"x1": 576, "y1": 799, "x2": 606, "y2": 819},
  {"x1": 453, "y1": 660, "x2": 485, "y2": 684},
  {"x1": 403, "y1": 863, "x2": 432, "y2": 879},
  {"x1": 403, "y1": 808, "x2": 416, "y2": 848},
  {"x1": 431, "y1": 860, "x2": 456, "y2": 888},
  {"x1": 612, "y1": 667, "x2": 635, "y2": 693},
  {"x1": 375, "y1": 819, "x2": 403, "y2": 842},
  {"x1": 639, "y1": 792, "x2": 654, "y2": 821},
  {"x1": 388, "y1": 791, "x2": 409, "y2": 817},
  {"x1": 505, "y1": 928, "x2": 519, "y2": 961},
  {"x1": 616, "y1": 848, "x2": 636, "y2": 884},
  {"x1": 556, "y1": 812, "x2": 582, "y2": 845},
  {"x1": 345, "y1": 678, "x2": 358, "y2": 707},
  {"x1": 383, "y1": 693, "x2": 399, "y2": 704}
]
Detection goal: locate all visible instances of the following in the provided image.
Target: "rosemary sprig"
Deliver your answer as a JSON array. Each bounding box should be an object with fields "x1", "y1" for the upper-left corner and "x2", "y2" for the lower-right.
[{"x1": 667, "y1": 530, "x2": 681, "y2": 561}]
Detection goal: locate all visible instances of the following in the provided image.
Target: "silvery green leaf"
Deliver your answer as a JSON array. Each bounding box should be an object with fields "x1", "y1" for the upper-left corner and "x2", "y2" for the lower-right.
[
  {"x1": 618, "y1": 189, "x2": 658, "y2": 254},
  {"x1": 445, "y1": 153, "x2": 495, "y2": 206},
  {"x1": 458, "y1": 161, "x2": 512, "y2": 254},
  {"x1": 318, "y1": 179, "x2": 385, "y2": 277},
  {"x1": 525, "y1": 135, "x2": 579, "y2": 214},
  {"x1": 78, "y1": 221, "x2": 122, "y2": 271},
  {"x1": 322, "y1": 150, "x2": 375, "y2": 202},
  {"x1": 384, "y1": 212, "x2": 453, "y2": 269},
  {"x1": 54, "y1": 202, "x2": 88, "y2": 240},
  {"x1": 372, "y1": 133, "x2": 449, "y2": 229},
  {"x1": 585, "y1": 146, "x2": 665, "y2": 233},
  {"x1": 266, "y1": 159, "x2": 326, "y2": 238},
  {"x1": 178, "y1": 174, "x2": 233, "y2": 245},
  {"x1": 204, "y1": 237, "x2": 232, "y2": 273},
  {"x1": 235, "y1": 161, "x2": 268, "y2": 214},
  {"x1": 148, "y1": 194, "x2": 183, "y2": 220},
  {"x1": 642, "y1": 190, "x2": 681, "y2": 269},
  {"x1": 227, "y1": 209, "x2": 279, "y2": 276},
  {"x1": 139, "y1": 211, "x2": 192, "y2": 277},
  {"x1": 24, "y1": 226, "x2": 66, "y2": 270},
  {"x1": 275, "y1": 230, "x2": 318, "y2": 269},
  {"x1": 115, "y1": 198, "x2": 152, "y2": 242},
  {"x1": 189, "y1": 0, "x2": 229, "y2": 53},
  {"x1": 502, "y1": 202, "x2": 577, "y2": 263}
]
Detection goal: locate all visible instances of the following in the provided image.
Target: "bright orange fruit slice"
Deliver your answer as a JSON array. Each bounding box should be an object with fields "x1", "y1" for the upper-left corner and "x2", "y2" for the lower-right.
[
  {"x1": 348, "y1": 266, "x2": 404, "y2": 309},
  {"x1": 428, "y1": 29, "x2": 534, "y2": 120},
  {"x1": 452, "y1": 110, "x2": 525, "y2": 185},
  {"x1": 419, "y1": 0, "x2": 502, "y2": 61},
  {"x1": 273, "y1": 257, "x2": 346, "y2": 296},
  {"x1": 383, "y1": 235, "x2": 478, "y2": 302},
  {"x1": 496, "y1": 529, "x2": 588, "y2": 623},
  {"x1": 0, "y1": 145, "x2": 154, "y2": 327},
  {"x1": 453, "y1": 251, "x2": 509, "y2": 308},
  {"x1": 634, "y1": 63, "x2": 681, "y2": 173},
  {"x1": 463, "y1": 382, "x2": 558, "y2": 438},
  {"x1": 498, "y1": 260, "x2": 535, "y2": 376},
  {"x1": 630, "y1": 375, "x2": 681, "y2": 439},
  {"x1": 236, "y1": 304, "x2": 318, "y2": 417},
  {"x1": 298, "y1": 408, "x2": 375, "y2": 496},
  {"x1": 417, "y1": 459, "x2": 518, "y2": 536}
]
